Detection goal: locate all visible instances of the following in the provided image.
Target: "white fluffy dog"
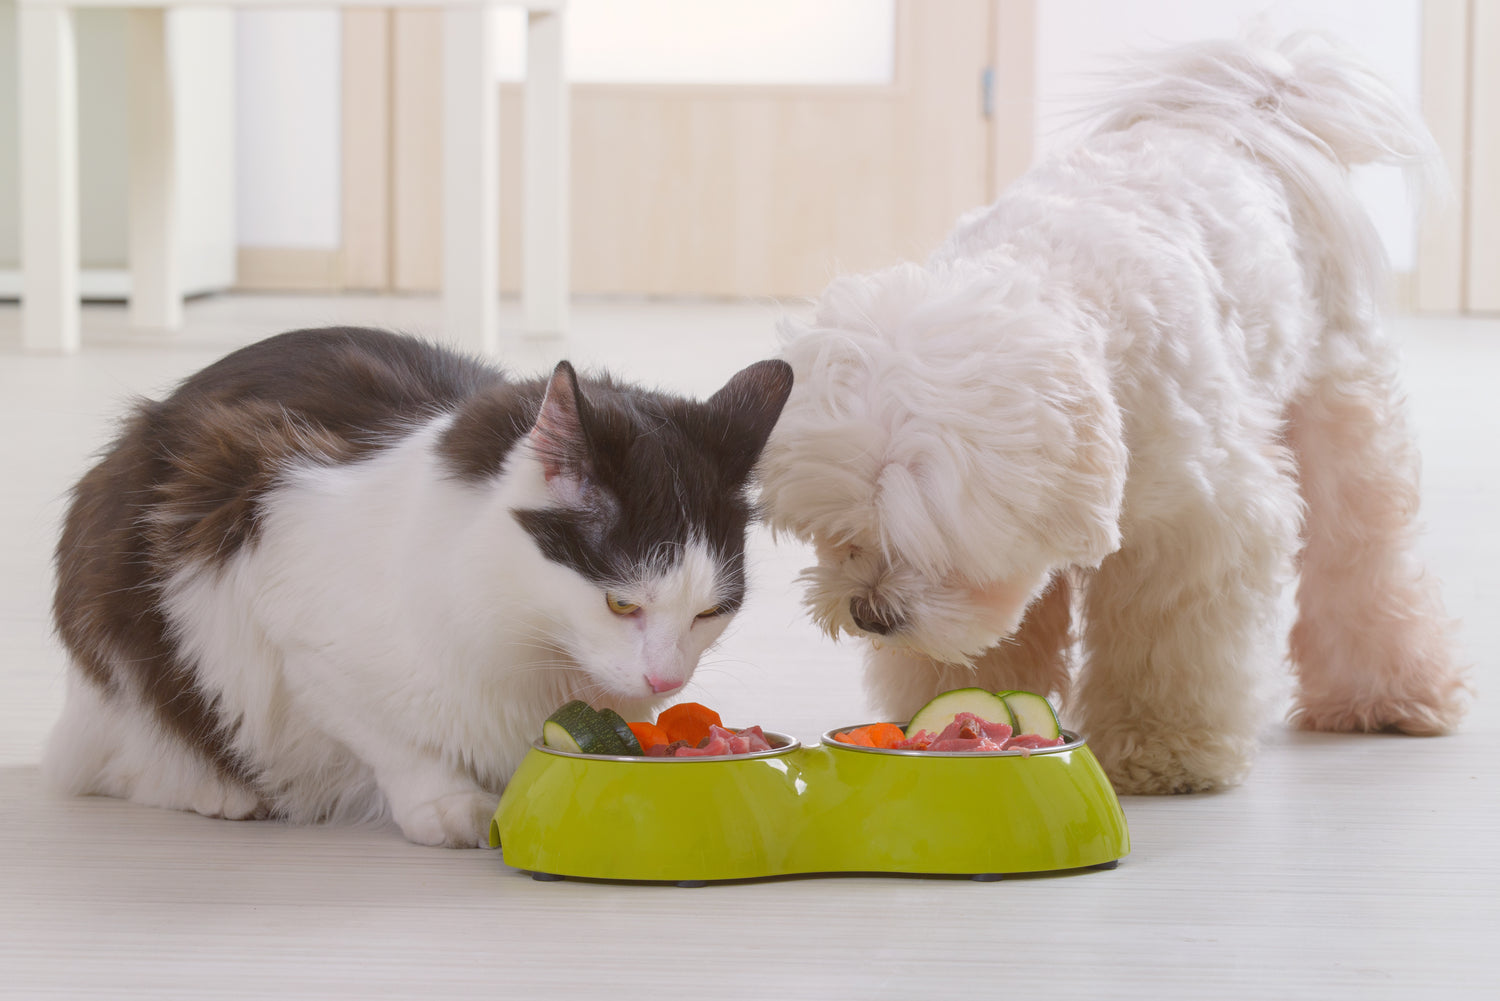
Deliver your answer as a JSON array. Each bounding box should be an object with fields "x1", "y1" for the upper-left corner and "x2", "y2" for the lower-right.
[{"x1": 758, "y1": 34, "x2": 1469, "y2": 794}]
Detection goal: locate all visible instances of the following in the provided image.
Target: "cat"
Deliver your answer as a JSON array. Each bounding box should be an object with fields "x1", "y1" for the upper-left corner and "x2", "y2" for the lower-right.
[{"x1": 43, "y1": 327, "x2": 793, "y2": 847}]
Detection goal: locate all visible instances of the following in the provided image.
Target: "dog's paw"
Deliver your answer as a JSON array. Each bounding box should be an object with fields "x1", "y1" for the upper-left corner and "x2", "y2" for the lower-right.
[
  {"x1": 1291, "y1": 684, "x2": 1469, "y2": 737},
  {"x1": 1089, "y1": 727, "x2": 1254, "y2": 795},
  {"x1": 394, "y1": 791, "x2": 499, "y2": 848}
]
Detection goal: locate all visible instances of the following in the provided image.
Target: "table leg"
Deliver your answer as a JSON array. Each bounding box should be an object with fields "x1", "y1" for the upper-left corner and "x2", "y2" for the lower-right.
[
  {"x1": 127, "y1": 9, "x2": 184, "y2": 331},
  {"x1": 523, "y1": 4, "x2": 569, "y2": 336},
  {"x1": 18, "y1": 4, "x2": 80, "y2": 353},
  {"x1": 442, "y1": 4, "x2": 500, "y2": 354}
]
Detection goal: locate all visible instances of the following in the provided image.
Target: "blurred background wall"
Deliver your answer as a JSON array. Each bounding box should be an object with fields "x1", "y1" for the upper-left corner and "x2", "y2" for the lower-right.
[{"x1": 2, "y1": 0, "x2": 1492, "y2": 310}]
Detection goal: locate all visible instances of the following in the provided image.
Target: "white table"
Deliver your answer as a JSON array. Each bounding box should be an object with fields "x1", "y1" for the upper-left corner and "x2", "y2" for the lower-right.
[{"x1": 17, "y1": 0, "x2": 570, "y2": 353}]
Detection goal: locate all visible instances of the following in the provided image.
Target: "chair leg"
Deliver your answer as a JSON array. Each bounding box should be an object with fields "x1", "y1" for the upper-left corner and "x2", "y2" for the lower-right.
[
  {"x1": 442, "y1": 5, "x2": 500, "y2": 353},
  {"x1": 19, "y1": 4, "x2": 81, "y2": 353},
  {"x1": 127, "y1": 9, "x2": 184, "y2": 331},
  {"x1": 523, "y1": 5, "x2": 569, "y2": 336}
]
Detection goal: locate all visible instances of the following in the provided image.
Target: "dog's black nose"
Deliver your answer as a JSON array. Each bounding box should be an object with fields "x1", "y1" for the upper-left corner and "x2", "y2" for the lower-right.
[{"x1": 849, "y1": 597, "x2": 899, "y2": 636}]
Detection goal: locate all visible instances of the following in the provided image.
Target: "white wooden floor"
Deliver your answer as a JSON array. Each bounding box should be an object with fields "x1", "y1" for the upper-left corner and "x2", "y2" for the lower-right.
[{"x1": 1, "y1": 295, "x2": 1495, "y2": 999}]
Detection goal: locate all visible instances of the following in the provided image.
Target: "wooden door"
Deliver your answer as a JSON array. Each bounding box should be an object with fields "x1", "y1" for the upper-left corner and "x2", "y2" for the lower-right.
[
  {"x1": 1417, "y1": 0, "x2": 1500, "y2": 314},
  {"x1": 1467, "y1": 0, "x2": 1500, "y2": 312},
  {"x1": 342, "y1": 0, "x2": 1032, "y2": 299}
]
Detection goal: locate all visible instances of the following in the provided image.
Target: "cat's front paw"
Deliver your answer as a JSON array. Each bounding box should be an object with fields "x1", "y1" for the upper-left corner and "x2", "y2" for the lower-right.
[{"x1": 395, "y1": 791, "x2": 499, "y2": 848}]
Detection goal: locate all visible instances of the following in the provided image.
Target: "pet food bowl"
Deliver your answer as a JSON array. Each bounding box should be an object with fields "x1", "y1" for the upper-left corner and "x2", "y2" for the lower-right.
[
  {"x1": 490, "y1": 726, "x2": 1129, "y2": 883},
  {"x1": 795, "y1": 725, "x2": 1130, "y2": 877},
  {"x1": 491, "y1": 732, "x2": 808, "y2": 883}
]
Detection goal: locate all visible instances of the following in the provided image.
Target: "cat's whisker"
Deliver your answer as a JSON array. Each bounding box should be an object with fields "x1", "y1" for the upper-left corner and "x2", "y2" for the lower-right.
[{"x1": 499, "y1": 662, "x2": 589, "y2": 678}]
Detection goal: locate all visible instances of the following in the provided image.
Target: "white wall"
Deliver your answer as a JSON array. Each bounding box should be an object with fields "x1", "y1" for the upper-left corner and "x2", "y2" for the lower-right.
[
  {"x1": 1035, "y1": 0, "x2": 1425, "y2": 269},
  {"x1": 488, "y1": 0, "x2": 895, "y2": 84}
]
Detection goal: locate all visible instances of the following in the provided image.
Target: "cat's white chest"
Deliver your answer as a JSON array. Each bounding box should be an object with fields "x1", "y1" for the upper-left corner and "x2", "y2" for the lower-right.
[
  {"x1": 159, "y1": 416, "x2": 732, "y2": 822},
  {"x1": 162, "y1": 420, "x2": 562, "y2": 806}
]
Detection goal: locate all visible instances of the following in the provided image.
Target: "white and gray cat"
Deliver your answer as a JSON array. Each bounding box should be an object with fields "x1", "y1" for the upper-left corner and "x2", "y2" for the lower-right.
[{"x1": 44, "y1": 327, "x2": 792, "y2": 846}]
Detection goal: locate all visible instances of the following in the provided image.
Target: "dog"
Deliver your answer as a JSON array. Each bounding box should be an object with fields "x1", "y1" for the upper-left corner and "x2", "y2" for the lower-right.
[{"x1": 758, "y1": 34, "x2": 1469, "y2": 794}]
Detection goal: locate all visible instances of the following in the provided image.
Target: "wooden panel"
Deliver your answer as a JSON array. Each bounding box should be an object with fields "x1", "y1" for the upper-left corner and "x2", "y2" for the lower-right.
[
  {"x1": 1468, "y1": 0, "x2": 1500, "y2": 313},
  {"x1": 390, "y1": 9, "x2": 444, "y2": 292},
  {"x1": 382, "y1": 0, "x2": 991, "y2": 299},
  {"x1": 988, "y1": 0, "x2": 1036, "y2": 202},
  {"x1": 235, "y1": 247, "x2": 343, "y2": 291},
  {"x1": 1415, "y1": 0, "x2": 1470, "y2": 313},
  {"x1": 340, "y1": 10, "x2": 392, "y2": 290}
]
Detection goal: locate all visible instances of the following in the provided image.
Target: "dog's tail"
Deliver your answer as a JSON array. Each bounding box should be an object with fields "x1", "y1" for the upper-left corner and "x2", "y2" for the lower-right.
[{"x1": 1084, "y1": 31, "x2": 1439, "y2": 310}]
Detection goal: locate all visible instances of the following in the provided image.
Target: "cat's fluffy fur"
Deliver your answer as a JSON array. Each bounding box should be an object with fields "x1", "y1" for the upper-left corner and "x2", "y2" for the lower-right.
[
  {"x1": 45, "y1": 328, "x2": 792, "y2": 845},
  {"x1": 758, "y1": 34, "x2": 1469, "y2": 793}
]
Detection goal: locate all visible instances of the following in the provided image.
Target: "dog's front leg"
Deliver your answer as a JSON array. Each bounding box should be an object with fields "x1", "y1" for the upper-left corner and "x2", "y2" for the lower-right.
[{"x1": 1073, "y1": 487, "x2": 1299, "y2": 794}]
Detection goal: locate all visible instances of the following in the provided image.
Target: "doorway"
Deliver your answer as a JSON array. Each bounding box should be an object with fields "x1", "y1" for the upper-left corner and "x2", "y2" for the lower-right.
[{"x1": 339, "y1": 0, "x2": 1031, "y2": 299}]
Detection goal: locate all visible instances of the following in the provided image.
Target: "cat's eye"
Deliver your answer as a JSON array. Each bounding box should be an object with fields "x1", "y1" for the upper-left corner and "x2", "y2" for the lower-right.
[
  {"x1": 606, "y1": 594, "x2": 640, "y2": 615},
  {"x1": 696, "y1": 606, "x2": 723, "y2": 619}
]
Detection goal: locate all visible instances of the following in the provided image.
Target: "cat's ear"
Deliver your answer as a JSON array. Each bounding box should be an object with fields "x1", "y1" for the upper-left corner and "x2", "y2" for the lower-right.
[
  {"x1": 529, "y1": 361, "x2": 594, "y2": 503},
  {"x1": 706, "y1": 359, "x2": 794, "y2": 482}
]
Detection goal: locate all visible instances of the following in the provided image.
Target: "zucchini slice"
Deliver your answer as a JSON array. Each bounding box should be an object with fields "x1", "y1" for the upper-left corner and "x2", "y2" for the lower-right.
[
  {"x1": 542, "y1": 700, "x2": 630, "y2": 755},
  {"x1": 541, "y1": 720, "x2": 585, "y2": 753},
  {"x1": 905, "y1": 687, "x2": 1015, "y2": 737},
  {"x1": 597, "y1": 708, "x2": 645, "y2": 755},
  {"x1": 999, "y1": 690, "x2": 1062, "y2": 739}
]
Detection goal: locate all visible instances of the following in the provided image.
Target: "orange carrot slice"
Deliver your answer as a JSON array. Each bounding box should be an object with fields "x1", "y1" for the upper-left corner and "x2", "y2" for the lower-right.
[
  {"x1": 862, "y1": 722, "x2": 907, "y2": 748},
  {"x1": 835, "y1": 723, "x2": 905, "y2": 749},
  {"x1": 656, "y1": 702, "x2": 723, "y2": 746},
  {"x1": 627, "y1": 721, "x2": 670, "y2": 751}
]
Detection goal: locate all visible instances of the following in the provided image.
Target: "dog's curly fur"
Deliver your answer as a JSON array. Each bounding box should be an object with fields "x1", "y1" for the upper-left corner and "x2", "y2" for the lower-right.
[{"x1": 758, "y1": 34, "x2": 1470, "y2": 794}]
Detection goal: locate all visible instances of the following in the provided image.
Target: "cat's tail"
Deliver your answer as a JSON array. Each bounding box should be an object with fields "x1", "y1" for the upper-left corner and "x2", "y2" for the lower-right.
[{"x1": 1083, "y1": 30, "x2": 1440, "y2": 311}]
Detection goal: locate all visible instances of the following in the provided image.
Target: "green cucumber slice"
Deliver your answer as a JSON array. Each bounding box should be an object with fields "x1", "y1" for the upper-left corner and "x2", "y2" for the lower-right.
[
  {"x1": 999, "y1": 690, "x2": 1062, "y2": 739},
  {"x1": 541, "y1": 720, "x2": 585, "y2": 752},
  {"x1": 905, "y1": 687, "x2": 1016, "y2": 737},
  {"x1": 542, "y1": 700, "x2": 630, "y2": 755},
  {"x1": 597, "y1": 708, "x2": 644, "y2": 755}
]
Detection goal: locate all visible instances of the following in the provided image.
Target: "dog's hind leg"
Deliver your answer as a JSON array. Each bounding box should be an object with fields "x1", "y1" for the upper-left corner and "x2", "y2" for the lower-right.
[
  {"x1": 864, "y1": 573, "x2": 1074, "y2": 722},
  {"x1": 1074, "y1": 455, "x2": 1301, "y2": 794},
  {"x1": 1285, "y1": 341, "x2": 1468, "y2": 734}
]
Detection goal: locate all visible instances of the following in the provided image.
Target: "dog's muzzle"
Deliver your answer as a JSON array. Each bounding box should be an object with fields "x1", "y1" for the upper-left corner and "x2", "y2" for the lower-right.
[{"x1": 849, "y1": 596, "x2": 903, "y2": 636}]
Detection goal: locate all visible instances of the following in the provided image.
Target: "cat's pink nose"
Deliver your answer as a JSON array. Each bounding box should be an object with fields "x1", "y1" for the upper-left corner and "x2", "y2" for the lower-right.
[{"x1": 646, "y1": 674, "x2": 682, "y2": 695}]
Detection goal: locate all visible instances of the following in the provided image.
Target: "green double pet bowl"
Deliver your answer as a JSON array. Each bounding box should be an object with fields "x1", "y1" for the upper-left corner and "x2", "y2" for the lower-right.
[{"x1": 490, "y1": 726, "x2": 1130, "y2": 883}]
